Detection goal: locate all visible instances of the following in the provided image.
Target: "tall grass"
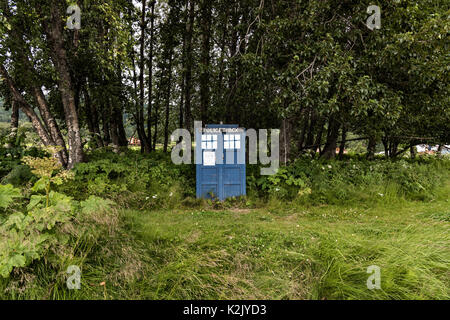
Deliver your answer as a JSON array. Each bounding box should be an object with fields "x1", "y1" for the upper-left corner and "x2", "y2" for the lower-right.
[{"x1": 121, "y1": 191, "x2": 450, "y2": 299}]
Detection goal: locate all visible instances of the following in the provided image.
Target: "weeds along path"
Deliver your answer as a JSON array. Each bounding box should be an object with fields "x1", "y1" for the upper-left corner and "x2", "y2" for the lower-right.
[{"x1": 115, "y1": 197, "x2": 449, "y2": 300}]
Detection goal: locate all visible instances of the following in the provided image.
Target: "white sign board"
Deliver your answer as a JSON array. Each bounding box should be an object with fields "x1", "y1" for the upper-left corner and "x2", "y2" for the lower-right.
[{"x1": 203, "y1": 151, "x2": 216, "y2": 166}]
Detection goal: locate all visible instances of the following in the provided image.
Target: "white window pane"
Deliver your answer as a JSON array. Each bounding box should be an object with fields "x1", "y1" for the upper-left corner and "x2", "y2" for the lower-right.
[
  {"x1": 224, "y1": 141, "x2": 229, "y2": 149},
  {"x1": 203, "y1": 151, "x2": 215, "y2": 166},
  {"x1": 230, "y1": 141, "x2": 234, "y2": 149},
  {"x1": 212, "y1": 141, "x2": 217, "y2": 149},
  {"x1": 206, "y1": 135, "x2": 211, "y2": 141},
  {"x1": 224, "y1": 135, "x2": 229, "y2": 141},
  {"x1": 212, "y1": 135, "x2": 217, "y2": 140},
  {"x1": 207, "y1": 141, "x2": 212, "y2": 149},
  {"x1": 202, "y1": 135, "x2": 206, "y2": 141},
  {"x1": 235, "y1": 140, "x2": 241, "y2": 149},
  {"x1": 202, "y1": 142, "x2": 207, "y2": 149}
]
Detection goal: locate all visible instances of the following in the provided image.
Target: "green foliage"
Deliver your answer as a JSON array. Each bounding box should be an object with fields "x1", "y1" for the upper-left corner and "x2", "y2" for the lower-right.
[
  {"x1": 22, "y1": 146, "x2": 74, "y2": 208},
  {"x1": 60, "y1": 149, "x2": 195, "y2": 209},
  {"x1": 0, "y1": 191, "x2": 72, "y2": 278},
  {"x1": 0, "y1": 126, "x2": 47, "y2": 184},
  {"x1": 248, "y1": 156, "x2": 450, "y2": 204},
  {"x1": 1, "y1": 165, "x2": 33, "y2": 187},
  {"x1": 0, "y1": 184, "x2": 21, "y2": 210},
  {"x1": 0, "y1": 148, "x2": 117, "y2": 278},
  {"x1": 80, "y1": 196, "x2": 115, "y2": 216},
  {"x1": 0, "y1": 189, "x2": 116, "y2": 278}
]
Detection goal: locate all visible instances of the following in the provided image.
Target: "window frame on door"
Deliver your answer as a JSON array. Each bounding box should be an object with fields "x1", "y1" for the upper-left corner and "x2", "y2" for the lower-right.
[
  {"x1": 201, "y1": 134, "x2": 218, "y2": 150},
  {"x1": 224, "y1": 134, "x2": 241, "y2": 150}
]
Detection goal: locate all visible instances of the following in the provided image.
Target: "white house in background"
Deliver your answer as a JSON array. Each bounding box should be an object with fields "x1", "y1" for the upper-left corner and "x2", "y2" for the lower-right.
[
  {"x1": 442, "y1": 145, "x2": 450, "y2": 155},
  {"x1": 416, "y1": 145, "x2": 427, "y2": 153},
  {"x1": 416, "y1": 144, "x2": 449, "y2": 154}
]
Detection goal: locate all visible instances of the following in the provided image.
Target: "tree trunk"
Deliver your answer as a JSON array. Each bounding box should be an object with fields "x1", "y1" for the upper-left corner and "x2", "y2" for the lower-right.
[
  {"x1": 339, "y1": 124, "x2": 347, "y2": 159},
  {"x1": 102, "y1": 105, "x2": 111, "y2": 146},
  {"x1": 45, "y1": 0, "x2": 85, "y2": 168},
  {"x1": 199, "y1": 0, "x2": 212, "y2": 123},
  {"x1": 312, "y1": 116, "x2": 326, "y2": 156},
  {"x1": 7, "y1": 100, "x2": 19, "y2": 148},
  {"x1": 2, "y1": 6, "x2": 69, "y2": 165},
  {"x1": 83, "y1": 86, "x2": 103, "y2": 148},
  {"x1": 296, "y1": 108, "x2": 309, "y2": 153},
  {"x1": 367, "y1": 135, "x2": 377, "y2": 160},
  {"x1": 146, "y1": 0, "x2": 156, "y2": 151},
  {"x1": 83, "y1": 88, "x2": 98, "y2": 147},
  {"x1": 226, "y1": 4, "x2": 239, "y2": 123},
  {"x1": 153, "y1": 75, "x2": 162, "y2": 151},
  {"x1": 109, "y1": 100, "x2": 120, "y2": 153},
  {"x1": 320, "y1": 115, "x2": 340, "y2": 159},
  {"x1": 32, "y1": 87, "x2": 69, "y2": 165},
  {"x1": 280, "y1": 118, "x2": 292, "y2": 164},
  {"x1": 178, "y1": 0, "x2": 187, "y2": 130},
  {"x1": 390, "y1": 140, "x2": 399, "y2": 159},
  {"x1": 0, "y1": 65, "x2": 54, "y2": 149},
  {"x1": 139, "y1": 0, "x2": 150, "y2": 153},
  {"x1": 116, "y1": 106, "x2": 128, "y2": 147},
  {"x1": 184, "y1": 0, "x2": 195, "y2": 132},
  {"x1": 217, "y1": 4, "x2": 229, "y2": 111},
  {"x1": 410, "y1": 145, "x2": 416, "y2": 159},
  {"x1": 132, "y1": 51, "x2": 146, "y2": 153},
  {"x1": 382, "y1": 136, "x2": 389, "y2": 159},
  {"x1": 163, "y1": 55, "x2": 174, "y2": 153},
  {"x1": 306, "y1": 109, "x2": 317, "y2": 149}
]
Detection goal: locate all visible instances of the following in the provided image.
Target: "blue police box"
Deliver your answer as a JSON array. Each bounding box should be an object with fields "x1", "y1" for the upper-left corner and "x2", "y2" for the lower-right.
[{"x1": 196, "y1": 124, "x2": 246, "y2": 200}]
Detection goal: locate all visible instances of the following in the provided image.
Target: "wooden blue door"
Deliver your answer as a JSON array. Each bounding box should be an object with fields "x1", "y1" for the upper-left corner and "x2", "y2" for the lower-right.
[{"x1": 196, "y1": 124, "x2": 246, "y2": 200}]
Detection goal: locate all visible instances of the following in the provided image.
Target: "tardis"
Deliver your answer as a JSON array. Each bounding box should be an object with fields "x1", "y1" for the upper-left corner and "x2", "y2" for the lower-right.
[{"x1": 196, "y1": 124, "x2": 246, "y2": 200}]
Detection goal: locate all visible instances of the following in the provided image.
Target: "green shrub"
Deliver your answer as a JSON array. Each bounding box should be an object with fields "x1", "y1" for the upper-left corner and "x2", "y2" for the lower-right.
[
  {"x1": 1, "y1": 165, "x2": 33, "y2": 187},
  {"x1": 59, "y1": 149, "x2": 195, "y2": 209},
  {"x1": 0, "y1": 184, "x2": 21, "y2": 211},
  {"x1": 247, "y1": 156, "x2": 449, "y2": 205},
  {"x1": 0, "y1": 192, "x2": 116, "y2": 278},
  {"x1": 0, "y1": 150, "x2": 118, "y2": 278},
  {"x1": 0, "y1": 127, "x2": 47, "y2": 182}
]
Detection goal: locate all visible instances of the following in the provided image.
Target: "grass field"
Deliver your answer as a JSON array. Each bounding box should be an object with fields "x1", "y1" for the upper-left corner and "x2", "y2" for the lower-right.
[{"x1": 4, "y1": 181, "x2": 448, "y2": 300}]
